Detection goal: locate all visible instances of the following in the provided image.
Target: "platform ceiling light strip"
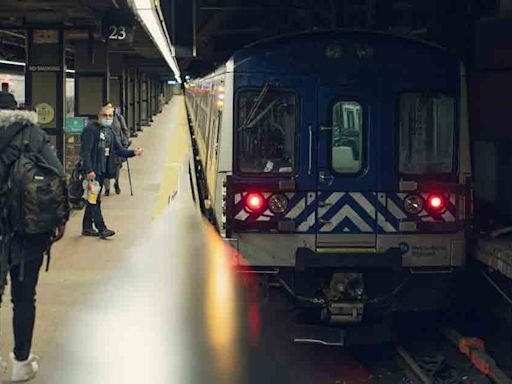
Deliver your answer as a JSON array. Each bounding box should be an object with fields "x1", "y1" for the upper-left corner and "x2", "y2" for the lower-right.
[
  {"x1": 0, "y1": 59, "x2": 75, "y2": 73},
  {"x1": 132, "y1": 0, "x2": 181, "y2": 83}
]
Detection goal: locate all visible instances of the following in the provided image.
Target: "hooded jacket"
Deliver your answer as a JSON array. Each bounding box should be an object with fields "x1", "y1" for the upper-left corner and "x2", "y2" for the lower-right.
[{"x1": 0, "y1": 109, "x2": 64, "y2": 268}]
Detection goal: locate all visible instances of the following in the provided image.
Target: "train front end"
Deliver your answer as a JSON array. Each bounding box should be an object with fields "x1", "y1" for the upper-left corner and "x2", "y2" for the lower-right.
[{"x1": 218, "y1": 32, "x2": 472, "y2": 324}]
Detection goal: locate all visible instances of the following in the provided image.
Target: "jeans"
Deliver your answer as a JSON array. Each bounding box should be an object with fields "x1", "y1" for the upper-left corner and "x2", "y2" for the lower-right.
[
  {"x1": 82, "y1": 179, "x2": 107, "y2": 232},
  {"x1": 1, "y1": 255, "x2": 44, "y2": 361}
]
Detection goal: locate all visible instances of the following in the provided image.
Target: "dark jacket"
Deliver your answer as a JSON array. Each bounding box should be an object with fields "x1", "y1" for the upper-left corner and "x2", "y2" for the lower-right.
[
  {"x1": 0, "y1": 110, "x2": 64, "y2": 268},
  {"x1": 80, "y1": 121, "x2": 135, "y2": 177},
  {"x1": 0, "y1": 91, "x2": 17, "y2": 110}
]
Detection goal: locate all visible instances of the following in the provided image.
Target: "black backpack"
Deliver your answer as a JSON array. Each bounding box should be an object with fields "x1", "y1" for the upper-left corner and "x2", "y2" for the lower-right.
[
  {"x1": 68, "y1": 161, "x2": 86, "y2": 209},
  {"x1": 0, "y1": 125, "x2": 69, "y2": 236}
]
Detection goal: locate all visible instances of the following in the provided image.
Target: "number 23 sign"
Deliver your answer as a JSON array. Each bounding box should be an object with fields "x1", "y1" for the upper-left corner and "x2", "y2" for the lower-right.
[
  {"x1": 108, "y1": 25, "x2": 128, "y2": 40},
  {"x1": 102, "y1": 24, "x2": 133, "y2": 42}
]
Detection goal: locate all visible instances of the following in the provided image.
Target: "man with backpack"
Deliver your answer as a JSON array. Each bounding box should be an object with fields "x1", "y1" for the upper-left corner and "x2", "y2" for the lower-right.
[
  {"x1": 0, "y1": 102, "x2": 69, "y2": 382},
  {"x1": 80, "y1": 104, "x2": 143, "y2": 238}
]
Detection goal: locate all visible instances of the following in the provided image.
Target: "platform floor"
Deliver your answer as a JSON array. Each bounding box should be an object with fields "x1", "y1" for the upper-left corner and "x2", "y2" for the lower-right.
[
  {"x1": 474, "y1": 237, "x2": 512, "y2": 280},
  {"x1": 0, "y1": 96, "x2": 190, "y2": 383}
]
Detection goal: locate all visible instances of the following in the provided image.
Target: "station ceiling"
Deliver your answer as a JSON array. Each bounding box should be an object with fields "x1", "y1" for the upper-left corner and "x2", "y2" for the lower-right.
[
  {"x1": 0, "y1": 0, "x2": 170, "y2": 76},
  {"x1": 0, "y1": 0, "x2": 510, "y2": 78},
  {"x1": 179, "y1": 0, "x2": 503, "y2": 76}
]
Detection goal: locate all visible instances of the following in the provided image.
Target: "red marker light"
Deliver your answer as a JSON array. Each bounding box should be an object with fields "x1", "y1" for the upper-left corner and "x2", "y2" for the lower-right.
[
  {"x1": 427, "y1": 194, "x2": 445, "y2": 212},
  {"x1": 245, "y1": 193, "x2": 264, "y2": 212}
]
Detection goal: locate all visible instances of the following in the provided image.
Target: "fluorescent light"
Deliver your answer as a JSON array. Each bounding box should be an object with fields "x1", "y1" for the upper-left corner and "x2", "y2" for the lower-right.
[
  {"x1": 0, "y1": 59, "x2": 75, "y2": 74},
  {"x1": 133, "y1": 0, "x2": 152, "y2": 9},
  {"x1": 131, "y1": 1, "x2": 181, "y2": 83},
  {"x1": 0, "y1": 59, "x2": 25, "y2": 66}
]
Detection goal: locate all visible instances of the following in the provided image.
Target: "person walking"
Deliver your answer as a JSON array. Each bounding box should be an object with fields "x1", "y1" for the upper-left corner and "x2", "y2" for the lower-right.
[
  {"x1": 103, "y1": 102, "x2": 130, "y2": 196},
  {"x1": 0, "y1": 83, "x2": 17, "y2": 110},
  {"x1": 0, "y1": 102, "x2": 68, "y2": 382},
  {"x1": 80, "y1": 104, "x2": 143, "y2": 238}
]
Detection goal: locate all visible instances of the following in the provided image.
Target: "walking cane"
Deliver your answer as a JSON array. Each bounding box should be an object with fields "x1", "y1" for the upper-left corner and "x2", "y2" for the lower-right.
[{"x1": 126, "y1": 157, "x2": 134, "y2": 196}]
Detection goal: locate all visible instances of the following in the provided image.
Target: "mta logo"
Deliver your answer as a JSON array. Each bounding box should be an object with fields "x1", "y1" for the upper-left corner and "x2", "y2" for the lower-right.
[{"x1": 398, "y1": 242, "x2": 410, "y2": 254}]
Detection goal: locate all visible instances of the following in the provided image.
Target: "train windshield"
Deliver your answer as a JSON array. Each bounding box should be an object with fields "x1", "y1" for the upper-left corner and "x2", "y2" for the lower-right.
[
  {"x1": 399, "y1": 92, "x2": 455, "y2": 175},
  {"x1": 237, "y1": 87, "x2": 297, "y2": 174}
]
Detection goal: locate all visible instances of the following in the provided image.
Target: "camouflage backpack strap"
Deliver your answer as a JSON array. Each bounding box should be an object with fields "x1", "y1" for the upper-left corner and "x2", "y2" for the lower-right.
[
  {"x1": 0, "y1": 124, "x2": 26, "y2": 276},
  {"x1": 0, "y1": 124, "x2": 26, "y2": 153}
]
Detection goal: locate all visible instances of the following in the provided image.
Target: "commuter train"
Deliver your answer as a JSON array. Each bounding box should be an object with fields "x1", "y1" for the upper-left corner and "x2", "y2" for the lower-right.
[{"x1": 185, "y1": 31, "x2": 472, "y2": 324}]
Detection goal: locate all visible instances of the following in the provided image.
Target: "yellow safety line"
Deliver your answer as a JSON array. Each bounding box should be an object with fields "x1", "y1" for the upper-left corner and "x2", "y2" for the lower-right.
[
  {"x1": 315, "y1": 247, "x2": 377, "y2": 253},
  {"x1": 153, "y1": 98, "x2": 191, "y2": 218}
]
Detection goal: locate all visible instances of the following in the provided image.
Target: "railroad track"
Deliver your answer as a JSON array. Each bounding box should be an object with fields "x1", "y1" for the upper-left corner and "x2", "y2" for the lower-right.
[{"x1": 395, "y1": 328, "x2": 512, "y2": 384}]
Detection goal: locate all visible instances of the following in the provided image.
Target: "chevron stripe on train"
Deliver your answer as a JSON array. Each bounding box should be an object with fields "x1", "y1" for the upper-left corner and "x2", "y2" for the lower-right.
[{"x1": 233, "y1": 192, "x2": 457, "y2": 234}]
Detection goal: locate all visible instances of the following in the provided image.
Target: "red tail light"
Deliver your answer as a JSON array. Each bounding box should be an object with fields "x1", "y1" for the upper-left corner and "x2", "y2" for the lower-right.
[
  {"x1": 245, "y1": 193, "x2": 264, "y2": 212},
  {"x1": 426, "y1": 194, "x2": 446, "y2": 212}
]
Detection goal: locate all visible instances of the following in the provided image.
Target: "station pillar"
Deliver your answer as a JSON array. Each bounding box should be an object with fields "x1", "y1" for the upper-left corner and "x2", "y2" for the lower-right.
[
  {"x1": 150, "y1": 77, "x2": 157, "y2": 117},
  {"x1": 134, "y1": 69, "x2": 142, "y2": 132},
  {"x1": 25, "y1": 29, "x2": 66, "y2": 161},
  {"x1": 126, "y1": 67, "x2": 136, "y2": 137},
  {"x1": 140, "y1": 73, "x2": 149, "y2": 127},
  {"x1": 109, "y1": 53, "x2": 125, "y2": 113},
  {"x1": 74, "y1": 40, "x2": 109, "y2": 119},
  {"x1": 148, "y1": 76, "x2": 154, "y2": 121}
]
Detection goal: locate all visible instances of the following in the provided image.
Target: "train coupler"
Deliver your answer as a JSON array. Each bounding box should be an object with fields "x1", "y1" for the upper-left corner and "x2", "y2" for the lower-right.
[{"x1": 321, "y1": 302, "x2": 364, "y2": 324}]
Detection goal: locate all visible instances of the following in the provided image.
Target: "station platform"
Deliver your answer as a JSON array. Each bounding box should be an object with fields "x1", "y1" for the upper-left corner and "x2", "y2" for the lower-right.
[
  {"x1": 0, "y1": 95, "x2": 373, "y2": 384},
  {"x1": 0, "y1": 96, "x2": 191, "y2": 383},
  {"x1": 474, "y1": 237, "x2": 512, "y2": 280}
]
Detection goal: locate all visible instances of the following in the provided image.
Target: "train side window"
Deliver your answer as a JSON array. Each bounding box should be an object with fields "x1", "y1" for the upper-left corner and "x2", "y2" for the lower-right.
[
  {"x1": 331, "y1": 101, "x2": 363, "y2": 174},
  {"x1": 398, "y1": 92, "x2": 454, "y2": 175}
]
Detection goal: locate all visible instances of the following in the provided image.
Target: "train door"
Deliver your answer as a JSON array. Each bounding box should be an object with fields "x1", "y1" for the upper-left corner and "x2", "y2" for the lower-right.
[{"x1": 315, "y1": 85, "x2": 379, "y2": 248}]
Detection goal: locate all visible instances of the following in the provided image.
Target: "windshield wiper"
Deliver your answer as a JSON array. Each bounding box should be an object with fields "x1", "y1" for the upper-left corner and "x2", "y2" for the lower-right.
[{"x1": 240, "y1": 83, "x2": 271, "y2": 129}]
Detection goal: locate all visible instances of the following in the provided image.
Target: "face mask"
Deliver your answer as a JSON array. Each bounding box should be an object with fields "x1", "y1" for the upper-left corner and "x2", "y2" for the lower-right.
[{"x1": 100, "y1": 118, "x2": 113, "y2": 127}]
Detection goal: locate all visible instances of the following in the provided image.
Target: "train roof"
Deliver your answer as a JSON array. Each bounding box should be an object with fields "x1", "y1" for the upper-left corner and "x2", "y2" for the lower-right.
[
  {"x1": 190, "y1": 29, "x2": 459, "y2": 83},
  {"x1": 243, "y1": 29, "x2": 447, "y2": 52}
]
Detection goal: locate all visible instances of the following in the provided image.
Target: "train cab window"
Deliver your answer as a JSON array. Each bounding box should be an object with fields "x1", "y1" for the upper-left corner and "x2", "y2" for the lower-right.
[
  {"x1": 237, "y1": 88, "x2": 297, "y2": 174},
  {"x1": 399, "y1": 92, "x2": 454, "y2": 175},
  {"x1": 331, "y1": 101, "x2": 363, "y2": 174}
]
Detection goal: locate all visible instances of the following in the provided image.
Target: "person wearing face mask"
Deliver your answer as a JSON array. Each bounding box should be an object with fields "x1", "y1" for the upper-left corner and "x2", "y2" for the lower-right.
[
  {"x1": 103, "y1": 101, "x2": 130, "y2": 196},
  {"x1": 80, "y1": 105, "x2": 143, "y2": 238}
]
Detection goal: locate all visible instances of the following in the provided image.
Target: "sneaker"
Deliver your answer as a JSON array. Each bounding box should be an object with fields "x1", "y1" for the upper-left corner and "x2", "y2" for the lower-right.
[
  {"x1": 114, "y1": 184, "x2": 121, "y2": 195},
  {"x1": 105, "y1": 189, "x2": 110, "y2": 196},
  {"x1": 98, "y1": 228, "x2": 115, "y2": 239},
  {"x1": 82, "y1": 229, "x2": 99, "y2": 237},
  {"x1": 10, "y1": 353, "x2": 39, "y2": 382}
]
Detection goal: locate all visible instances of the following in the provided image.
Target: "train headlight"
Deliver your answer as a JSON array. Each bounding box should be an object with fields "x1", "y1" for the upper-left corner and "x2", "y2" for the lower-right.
[
  {"x1": 268, "y1": 194, "x2": 288, "y2": 214},
  {"x1": 403, "y1": 194, "x2": 423, "y2": 215}
]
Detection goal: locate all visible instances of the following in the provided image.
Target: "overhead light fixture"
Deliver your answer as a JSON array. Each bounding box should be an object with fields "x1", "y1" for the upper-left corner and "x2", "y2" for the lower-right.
[
  {"x1": 130, "y1": 0, "x2": 182, "y2": 83},
  {"x1": 0, "y1": 59, "x2": 75, "y2": 74},
  {"x1": 0, "y1": 59, "x2": 25, "y2": 67}
]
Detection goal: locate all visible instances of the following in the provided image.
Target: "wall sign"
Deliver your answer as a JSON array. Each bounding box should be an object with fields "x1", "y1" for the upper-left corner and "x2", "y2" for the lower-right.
[
  {"x1": 35, "y1": 103, "x2": 55, "y2": 124},
  {"x1": 33, "y1": 30, "x2": 59, "y2": 44},
  {"x1": 65, "y1": 117, "x2": 88, "y2": 133},
  {"x1": 108, "y1": 25, "x2": 129, "y2": 40},
  {"x1": 28, "y1": 65, "x2": 62, "y2": 72}
]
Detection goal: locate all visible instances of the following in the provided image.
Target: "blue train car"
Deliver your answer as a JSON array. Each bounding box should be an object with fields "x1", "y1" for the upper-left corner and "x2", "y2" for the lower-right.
[{"x1": 185, "y1": 31, "x2": 472, "y2": 324}]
